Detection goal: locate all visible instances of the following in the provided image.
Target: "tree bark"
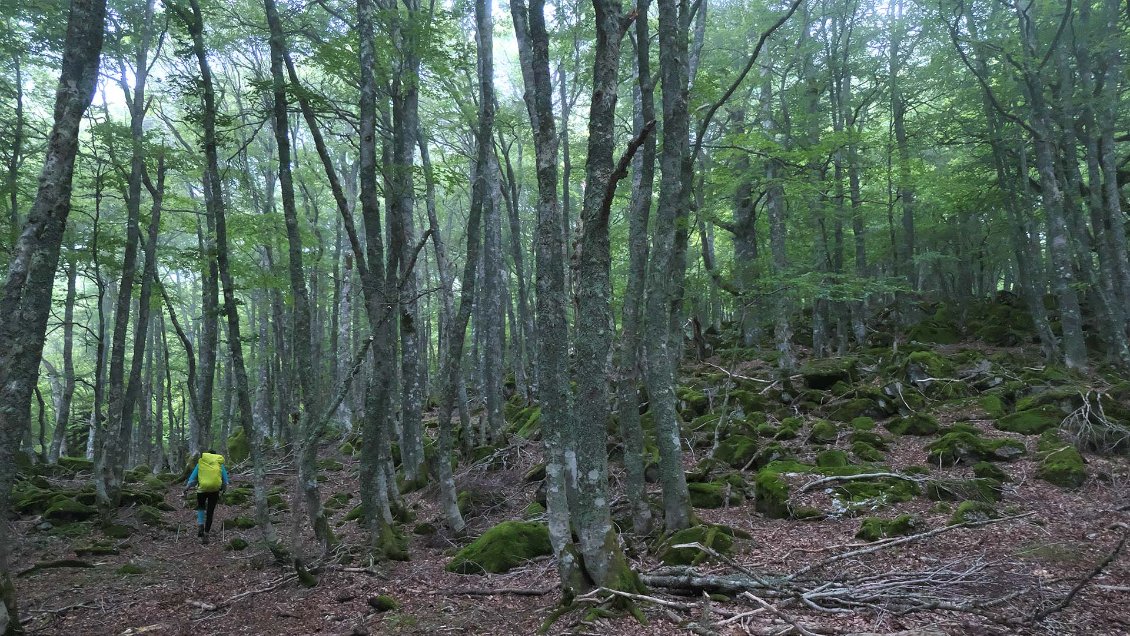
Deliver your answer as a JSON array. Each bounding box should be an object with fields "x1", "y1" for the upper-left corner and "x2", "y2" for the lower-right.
[{"x1": 0, "y1": 0, "x2": 107, "y2": 628}]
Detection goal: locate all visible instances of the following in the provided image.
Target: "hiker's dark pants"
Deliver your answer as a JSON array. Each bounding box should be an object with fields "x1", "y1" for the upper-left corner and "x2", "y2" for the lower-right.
[{"x1": 197, "y1": 491, "x2": 220, "y2": 532}]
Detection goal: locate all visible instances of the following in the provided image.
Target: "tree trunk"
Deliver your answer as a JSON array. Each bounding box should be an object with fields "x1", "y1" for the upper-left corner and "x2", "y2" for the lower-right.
[
  {"x1": 0, "y1": 0, "x2": 107, "y2": 628},
  {"x1": 47, "y1": 254, "x2": 78, "y2": 463}
]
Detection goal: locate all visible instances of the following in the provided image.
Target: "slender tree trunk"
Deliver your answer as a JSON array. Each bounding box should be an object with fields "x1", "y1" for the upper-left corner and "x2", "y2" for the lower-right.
[
  {"x1": 645, "y1": 0, "x2": 694, "y2": 532},
  {"x1": 511, "y1": 0, "x2": 583, "y2": 587},
  {"x1": 47, "y1": 255, "x2": 78, "y2": 463}
]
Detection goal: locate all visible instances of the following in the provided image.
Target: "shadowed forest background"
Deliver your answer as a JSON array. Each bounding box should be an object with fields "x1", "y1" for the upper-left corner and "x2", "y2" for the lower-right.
[{"x1": 1, "y1": 0, "x2": 1129, "y2": 634}]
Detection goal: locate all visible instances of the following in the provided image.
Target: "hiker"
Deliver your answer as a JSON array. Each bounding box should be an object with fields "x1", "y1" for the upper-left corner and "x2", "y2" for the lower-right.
[{"x1": 184, "y1": 450, "x2": 230, "y2": 544}]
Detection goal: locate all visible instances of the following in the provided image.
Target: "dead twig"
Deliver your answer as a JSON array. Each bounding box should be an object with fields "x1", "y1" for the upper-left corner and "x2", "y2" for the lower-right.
[
  {"x1": 1031, "y1": 530, "x2": 1128, "y2": 622},
  {"x1": 439, "y1": 586, "x2": 557, "y2": 597},
  {"x1": 799, "y1": 472, "x2": 924, "y2": 493},
  {"x1": 740, "y1": 592, "x2": 827, "y2": 636}
]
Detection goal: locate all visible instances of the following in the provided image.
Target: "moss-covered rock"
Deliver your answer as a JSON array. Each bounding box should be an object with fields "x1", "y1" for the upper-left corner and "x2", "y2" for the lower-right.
[
  {"x1": 816, "y1": 450, "x2": 850, "y2": 468},
  {"x1": 799, "y1": 357, "x2": 858, "y2": 390},
  {"x1": 715, "y1": 434, "x2": 757, "y2": 468},
  {"x1": 908, "y1": 321, "x2": 960, "y2": 345},
  {"x1": 849, "y1": 430, "x2": 889, "y2": 449},
  {"x1": 834, "y1": 477, "x2": 919, "y2": 505},
  {"x1": 223, "y1": 516, "x2": 257, "y2": 530},
  {"x1": 774, "y1": 417, "x2": 803, "y2": 440},
  {"x1": 807, "y1": 420, "x2": 839, "y2": 445},
  {"x1": 657, "y1": 524, "x2": 744, "y2": 565},
  {"x1": 688, "y1": 481, "x2": 745, "y2": 509},
  {"x1": 446, "y1": 521, "x2": 553, "y2": 574},
  {"x1": 1036, "y1": 432, "x2": 1086, "y2": 488},
  {"x1": 754, "y1": 467, "x2": 792, "y2": 518},
  {"x1": 980, "y1": 395, "x2": 1007, "y2": 419},
  {"x1": 516, "y1": 406, "x2": 542, "y2": 438},
  {"x1": 368, "y1": 595, "x2": 399, "y2": 612},
  {"x1": 885, "y1": 413, "x2": 939, "y2": 436},
  {"x1": 44, "y1": 498, "x2": 97, "y2": 523},
  {"x1": 56, "y1": 456, "x2": 94, "y2": 474},
  {"x1": 949, "y1": 500, "x2": 996, "y2": 524},
  {"x1": 828, "y1": 398, "x2": 886, "y2": 423},
  {"x1": 925, "y1": 431, "x2": 1025, "y2": 466},
  {"x1": 117, "y1": 563, "x2": 145, "y2": 575},
  {"x1": 323, "y1": 492, "x2": 351, "y2": 512},
  {"x1": 676, "y1": 387, "x2": 711, "y2": 417},
  {"x1": 227, "y1": 428, "x2": 250, "y2": 465},
  {"x1": 226, "y1": 537, "x2": 249, "y2": 551},
  {"x1": 223, "y1": 486, "x2": 252, "y2": 506},
  {"x1": 996, "y1": 406, "x2": 1063, "y2": 435},
  {"x1": 136, "y1": 505, "x2": 164, "y2": 526},
  {"x1": 972, "y1": 462, "x2": 1009, "y2": 482},
  {"x1": 339, "y1": 441, "x2": 355, "y2": 456},
  {"x1": 852, "y1": 441, "x2": 885, "y2": 462},
  {"x1": 522, "y1": 502, "x2": 546, "y2": 518},
  {"x1": 925, "y1": 478, "x2": 1002, "y2": 503},
  {"x1": 856, "y1": 514, "x2": 920, "y2": 541},
  {"x1": 103, "y1": 524, "x2": 133, "y2": 539},
  {"x1": 317, "y1": 458, "x2": 344, "y2": 472}
]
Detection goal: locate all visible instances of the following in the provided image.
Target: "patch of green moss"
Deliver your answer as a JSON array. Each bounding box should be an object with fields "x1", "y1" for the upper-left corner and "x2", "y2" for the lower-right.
[
  {"x1": 56, "y1": 456, "x2": 94, "y2": 474},
  {"x1": 885, "y1": 413, "x2": 940, "y2": 436},
  {"x1": 715, "y1": 434, "x2": 757, "y2": 468},
  {"x1": 1035, "y1": 432, "x2": 1086, "y2": 488},
  {"x1": 799, "y1": 357, "x2": 858, "y2": 390},
  {"x1": 849, "y1": 430, "x2": 889, "y2": 449},
  {"x1": 136, "y1": 505, "x2": 163, "y2": 526},
  {"x1": 116, "y1": 563, "x2": 145, "y2": 575},
  {"x1": 446, "y1": 521, "x2": 553, "y2": 574},
  {"x1": 227, "y1": 428, "x2": 250, "y2": 465},
  {"x1": 835, "y1": 478, "x2": 919, "y2": 505},
  {"x1": 323, "y1": 492, "x2": 351, "y2": 512},
  {"x1": 754, "y1": 468, "x2": 791, "y2": 519},
  {"x1": 523, "y1": 502, "x2": 546, "y2": 518},
  {"x1": 852, "y1": 441, "x2": 885, "y2": 462},
  {"x1": 44, "y1": 498, "x2": 97, "y2": 522},
  {"x1": 223, "y1": 516, "x2": 257, "y2": 530},
  {"x1": 369, "y1": 595, "x2": 399, "y2": 611},
  {"x1": 856, "y1": 514, "x2": 920, "y2": 541},
  {"x1": 223, "y1": 486, "x2": 252, "y2": 506},
  {"x1": 317, "y1": 458, "x2": 344, "y2": 472},
  {"x1": 972, "y1": 462, "x2": 1009, "y2": 482},
  {"x1": 103, "y1": 524, "x2": 133, "y2": 539},
  {"x1": 851, "y1": 417, "x2": 877, "y2": 431},
  {"x1": 816, "y1": 450, "x2": 850, "y2": 468},
  {"x1": 908, "y1": 321, "x2": 960, "y2": 345},
  {"x1": 980, "y1": 395, "x2": 1007, "y2": 419},
  {"x1": 657, "y1": 524, "x2": 739, "y2": 565},
  {"x1": 808, "y1": 420, "x2": 839, "y2": 445},
  {"x1": 339, "y1": 441, "x2": 355, "y2": 456},
  {"x1": 949, "y1": 500, "x2": 996, "y2": 524},
  {"x1": 226, "y1": 537, "x2": 249, "y2": 551},
  {"x1": 688, "y1": 481, "x2": 745, "y2": 509},
  {"x1": 676, "y1": 387, "x2": 711, "y2": 417},
  {"x1": 775, "y1": 417, "x2": 803, "y2": 440},
  {"x1": 829, "y1": 398, "x2": 885, "y2": 423},
  {"x1": 925, "y1": 431, "x2": 1025, "y2": 466},
  {"x1": 996, "y1": 406, "x2": 1063, "y2": 435}
]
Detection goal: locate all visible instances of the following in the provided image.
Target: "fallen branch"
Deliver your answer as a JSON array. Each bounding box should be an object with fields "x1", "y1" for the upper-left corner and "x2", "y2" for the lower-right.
[
  {"x1": 184, "y1": 600, "x2": 218, "y2": 611},
  {"x1": 185, "y1": 574, "x2": 299, "y2": 613},
  {"x1": 788, "y1": 512, "x2": 1035, "y2": 581},
  {"x1": 17, "y1": 559, "x2": 95, "y2": 577},
  {"x1": 1031, "y1": 530, "x2": 1128, "y2": 622},
  {"x1": 440, "y1": 586, "x2": 557, "y2": 597},
  {"x1": 703, "y1": 362, "x2": 774, "y2": 383},
  {"x1": 740, "y1": 592, "x2": 826, "y2": 636},
  {"x1": 799, "y1": 472, "x2": 923, "y2": 493}
]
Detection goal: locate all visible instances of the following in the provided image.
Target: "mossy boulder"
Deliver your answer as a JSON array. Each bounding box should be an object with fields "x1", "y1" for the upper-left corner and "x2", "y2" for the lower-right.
[
  {"x1": 715, "y1": 434, "x2": 757, "y2": 468},
  {"x1": 904, "y1": 350, "x2": 955, "y2": 384},
  {"x1": 754, "y1": 467, "x2": 794, "y2": 518},
  {"x1": 323, "y1": 492, "x2": 351, "y2": 512},
  {"x1": 44, "y1": 498, "x2": 97, "y2": 522},
  {"x1": 996, "y1": 406, "x2": 1063, "y2": 435},
  {"x1": 856, "y1": 514, "x2": 920, "y2": 541},
  {"x1": 972, "y1": 462, "x2": 1009, "y2": 482},
  {"x1": 925, "y1": 478, "x2": 1002, "y2": 503},
  {"x1": 368, "y1": 595, "x2": 399, "y2": 612},
  {"x1": 834, "y1": 477, "x2": 919, "y2": 505},
  {"x1": 223, "y1": 516, "x2": 257, "y2": 530},
  {"x1": 227, "y1": 428, "x2": 250, "y2": 465},
  {"x1": 1036, "y1": 432, "x2": 1086, "y2": 488},
  {"x1": 136, "y1": 505, "x2": 164, "y2": 526},
  {"x1": 816, "y1": 450, "x2": 850, "y2": 468},
  {"x1": 676, "y1": 387, "x2": 711, "y2": 417},
  {"x1": 807, "y1": 420, "x2": 839, "y2": 444},
  {"x1": 799, "y1": 358, "x2": 858, "y2": 390},
  {"x1": 850, "y1": 417, "x2": 876, "y2": 431},
  {"x1": 317, "y1": 458, "x2": 344, "y2": 472},
  {"x1": 103, "y1": 524, "x2": 133, "y2": 539},
  {"x1": 657, "y1": 524, "x2": 745, "y2": 565},
  {"x1": 949, "y1": 500, "x2": 996, "y2": 524},
  {"x1": 56, "y1": 456, "x2": 94, "y2": 474},
  {"x1": 925, "y1": 431, "x2": 1025, "y2": 466},
  {"x1": 688, "y1": 481, "x2": 745, "y2": 509},
  {"x1": 226, "y1": 537, "x2": 249, "y2": 551},
  {"x1": 908, "y1": 321, "x2": 960, "y2": 345},
  {"x1": 829, "y1": 398, "x2": 886, "y2": 422},
  {"x1": 852, "y1": 441, "x2": 885, "y2": 462},
  {"x1": 980, "y1": 395, "x2": 1007, "y2": 419},
  {"x1": 516, "y1": 407, "x2": 542, "y2": 438},
  {"x1": 885, "y1": 413, "x2": 939, "y2": 436},
  {"x1": 446, "y1": 521, "x2": 553, "y2": 574},
  {"x1": 523, "y1": 502, "x2": 546, "y2": 519},
  {"x1": 748, "y1": 443, "x2": 795, "y2": 471},
  {"x1": 849, "y1": 430, "x2": 889, "y2": 449},
  {"x1": 223, "y1": 486, "x2": 252, "y2": 506}
]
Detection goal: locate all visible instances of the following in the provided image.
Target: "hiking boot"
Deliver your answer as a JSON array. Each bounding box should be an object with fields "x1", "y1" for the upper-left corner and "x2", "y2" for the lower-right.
[
  {"x1": 197, "y1": 525, "x2": 204, "y2": 538},
  {"x1": 202, "y1": 532, "x2": 209, "y2": 545}
]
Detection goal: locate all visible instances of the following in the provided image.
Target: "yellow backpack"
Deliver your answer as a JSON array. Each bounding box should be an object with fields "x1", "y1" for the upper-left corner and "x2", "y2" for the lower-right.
[{"x1": 197, "y1": 452, "x2": 225, "y2": 492}]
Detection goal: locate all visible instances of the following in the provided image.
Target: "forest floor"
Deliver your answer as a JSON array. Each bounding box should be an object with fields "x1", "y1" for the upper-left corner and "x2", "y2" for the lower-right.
[{"x1": 9, "y1": 336, "x2": 1130, "y2": 636}]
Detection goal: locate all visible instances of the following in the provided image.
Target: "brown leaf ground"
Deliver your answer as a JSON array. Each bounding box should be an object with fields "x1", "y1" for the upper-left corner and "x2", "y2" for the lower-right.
[{"x1": 10, "y1": 347, "x2": 1130, "y2": 636}]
